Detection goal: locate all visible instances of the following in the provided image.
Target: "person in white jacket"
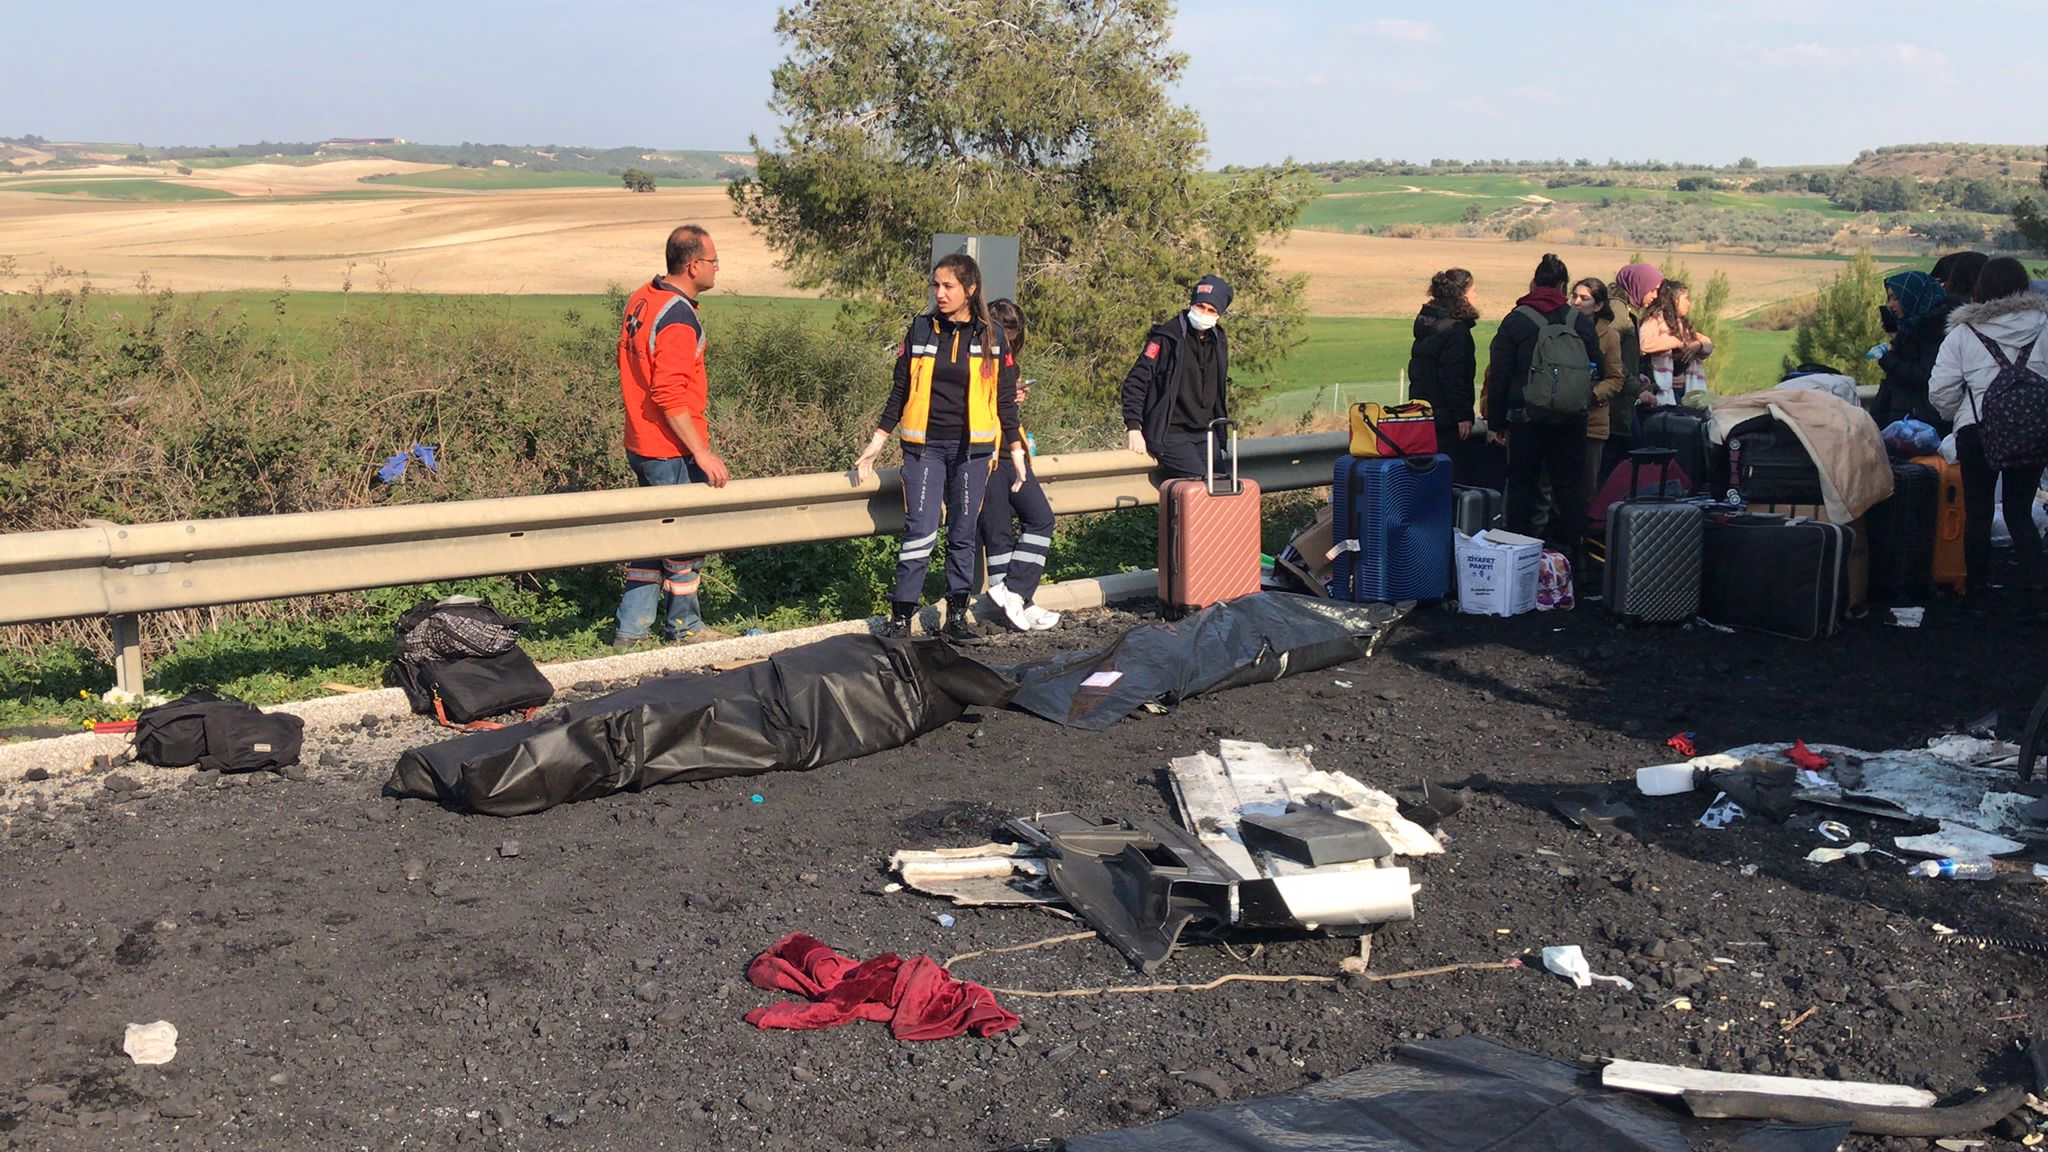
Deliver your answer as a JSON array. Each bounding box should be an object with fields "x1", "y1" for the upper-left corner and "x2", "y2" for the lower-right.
[{"x1": 1929, "y1": 257, "x2": 2048, "y2": 595}]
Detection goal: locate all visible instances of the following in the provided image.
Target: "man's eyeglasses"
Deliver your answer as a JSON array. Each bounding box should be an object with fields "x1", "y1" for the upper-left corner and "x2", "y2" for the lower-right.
[{"x1": 694, "y1": 257, "x2": 720, "y2": 269}]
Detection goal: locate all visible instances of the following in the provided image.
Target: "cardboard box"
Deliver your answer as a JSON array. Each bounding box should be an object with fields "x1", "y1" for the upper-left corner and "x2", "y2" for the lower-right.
[{"x1": 1455, "y1": 530, "x2": 1543, "y2": 617}]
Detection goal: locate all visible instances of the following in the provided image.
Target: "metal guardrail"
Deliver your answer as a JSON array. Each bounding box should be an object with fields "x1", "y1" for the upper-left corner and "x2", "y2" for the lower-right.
[{"x1": 0, "y1": 433, "x2": 1346, "y2": 694}]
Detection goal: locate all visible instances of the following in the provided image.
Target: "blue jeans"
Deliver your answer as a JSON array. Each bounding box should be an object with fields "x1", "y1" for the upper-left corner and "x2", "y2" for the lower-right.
[
  {"x1": 895, "y1": 441, "x2": 993, "y2": 603},
  {"x1": 616, "y1": 452, "x2": 708, "y2": 641}
]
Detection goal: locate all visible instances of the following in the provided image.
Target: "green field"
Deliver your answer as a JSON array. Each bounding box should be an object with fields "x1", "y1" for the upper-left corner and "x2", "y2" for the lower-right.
[
  {"x1": 1299, "y1": 172, "x2": 1865, "y2": 234},
  {"x1": 1246, "y1": 316, "x2": 1801, "y2": 421},
  {"x1": 64, "y1": 290, "x2": 1798, "y2": 412},
  {"x1": 361, "y1": 168, "x2": 719, "y2": 191},
  {"x1": 0, "y1": 178, "x2": 236, "y2": 202}
]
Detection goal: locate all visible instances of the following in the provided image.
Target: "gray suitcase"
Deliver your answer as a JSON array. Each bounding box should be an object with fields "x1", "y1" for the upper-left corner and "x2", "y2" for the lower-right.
[
  {"x1": 1450, "y1": 485, "x2": 1504, "y2": 593},
  {"x1": 1452, "y1": 485, "x2": 1503, "y2": 536},
  {"x1": 1604, "y1": 449, "x2": 1702, "y2": 624}
]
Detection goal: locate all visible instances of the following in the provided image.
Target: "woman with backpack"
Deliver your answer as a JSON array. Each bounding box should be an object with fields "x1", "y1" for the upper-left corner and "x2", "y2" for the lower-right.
[
  {"x1": 1405, "y1": 268, "x2": 1480, "y2": 481},
  {"x1": 1930, "y1": 257, "x2": 2048, "y2": 595},
  {"x1": 854, "y1": 253, "x2": 1026, "y2": 640}
]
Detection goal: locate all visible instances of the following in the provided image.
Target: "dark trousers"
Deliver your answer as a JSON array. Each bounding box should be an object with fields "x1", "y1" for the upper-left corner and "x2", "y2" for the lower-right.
[
  {"x1": 894, "y1": 441, "x2": 993, "y2": 604},
  {"x1": 1956, "y1": 425, "x2": 2045, "y2": 592},
  {"x1": 1155, "y1": 432, "x2": 1229, "y2": 483},
  {"x1": 979, "y1": 458, "x2": 1055, "y2": 602},
  {"x1": 1505, "y1": 417, "x2": 1589, "y2": 555}
]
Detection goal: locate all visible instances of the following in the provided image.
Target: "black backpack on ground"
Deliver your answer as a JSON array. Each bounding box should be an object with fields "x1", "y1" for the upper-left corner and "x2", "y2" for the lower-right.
[
  {"x1": 132, "y1": 690, "x2": 304, "y2": 773},
  {"x1": 389, "y1": 597, "x2": 553, "y2": 729}
]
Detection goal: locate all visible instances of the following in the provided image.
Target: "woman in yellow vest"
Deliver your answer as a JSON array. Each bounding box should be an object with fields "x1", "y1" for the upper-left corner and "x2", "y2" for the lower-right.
[{"x1": 854, "y1": 253, "x2": 1025, "y2": 639}]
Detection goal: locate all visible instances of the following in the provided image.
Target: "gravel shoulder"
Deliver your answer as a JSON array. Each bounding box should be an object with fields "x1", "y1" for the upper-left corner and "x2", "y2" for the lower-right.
[{"x1": 4, "y1": 597, "x2": 2047, "y2": 1151}]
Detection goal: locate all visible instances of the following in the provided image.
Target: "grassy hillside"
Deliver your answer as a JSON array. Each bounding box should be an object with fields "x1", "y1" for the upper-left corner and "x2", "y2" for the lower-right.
[
  {"x1": 0, "y1": 178, "x2": 235, "y2": 201},
  {"x1": 362, "y1": 168, "x2": 719, "y2": 191}
]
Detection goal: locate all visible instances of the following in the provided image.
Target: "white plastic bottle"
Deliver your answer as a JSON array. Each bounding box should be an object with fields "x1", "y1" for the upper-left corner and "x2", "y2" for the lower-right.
[{"x1": 1908, "y1": 857, "x2": 1998, "y2": 880}]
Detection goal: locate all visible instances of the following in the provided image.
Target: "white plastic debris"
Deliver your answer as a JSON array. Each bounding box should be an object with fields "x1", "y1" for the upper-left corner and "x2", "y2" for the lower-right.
[
  {"x1": 1895, "y1": 824, "x2": 2026, "y2": 860},
  {"x1": 1889, "y1": 606, "x2": 1925, "y2": 628},
  {"x1": 1540, "y1": 945, "x2": 1636, "y2": 991},
  {"x1": 1698, "y1": 793, "x2": 1745, "y2": 829},
  {"x1": 1805, "y1": 842, "x2": 1872, "y2": 865},
  {"x1": 123, "y1": 1021, "x2": 178, "y2": 1065}
]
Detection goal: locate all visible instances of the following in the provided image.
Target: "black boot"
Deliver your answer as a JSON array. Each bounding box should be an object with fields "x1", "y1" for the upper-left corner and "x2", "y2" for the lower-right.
[
  {"x1": 941, "y1": 593, "x2": 978, "y2": 642},
  {"x1": 882, "y1": 600, "x2": 917, "y2": 639}
]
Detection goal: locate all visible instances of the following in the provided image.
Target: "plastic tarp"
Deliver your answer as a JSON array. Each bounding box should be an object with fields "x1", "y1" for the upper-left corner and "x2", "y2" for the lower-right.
[
  {"x1": 1002, "y1": 595, "x2": 1405, "y2": 731},
  {"x1": 1057, "y1": 1036, "x2": 1847, "y2": 1152},
  {"x1": 387, "y1": 635, "x2": 1015, "y2": 816}
]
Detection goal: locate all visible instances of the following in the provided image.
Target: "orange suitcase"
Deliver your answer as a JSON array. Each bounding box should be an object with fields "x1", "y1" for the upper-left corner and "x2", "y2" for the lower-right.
[
  {"x1": 1910, "y1": 454, "x2": 1968, "y2": 594},
  {"x1": 1158, "y1": 421, "x2": 1262, "y2": 617}
]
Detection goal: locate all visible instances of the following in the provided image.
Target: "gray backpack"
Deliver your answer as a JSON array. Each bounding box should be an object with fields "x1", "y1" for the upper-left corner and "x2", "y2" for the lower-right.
[{"x1": 1515, "y1": 305, "x2": 1594, "y2": 415}]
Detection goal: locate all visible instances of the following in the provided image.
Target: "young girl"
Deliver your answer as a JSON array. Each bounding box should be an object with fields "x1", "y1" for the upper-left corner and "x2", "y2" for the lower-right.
[
  {"x1": 1637, "y1": 279, "x2": 1712, "y2": 406},
  {"x1": 978, "y1": 299, "x2": 1059, "y2": 631},
  {"x1": 854, "y1": 254, "x2": 1026, "y2": 640}
]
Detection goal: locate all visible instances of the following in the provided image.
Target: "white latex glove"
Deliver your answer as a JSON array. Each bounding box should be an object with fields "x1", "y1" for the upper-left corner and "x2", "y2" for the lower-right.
[{"x1": 1009, "y1": 448, "x2": 1028, "y2": 493}]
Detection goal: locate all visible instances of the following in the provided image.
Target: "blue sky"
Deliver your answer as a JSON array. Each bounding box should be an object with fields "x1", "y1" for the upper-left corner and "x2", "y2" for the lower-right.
[{"x1": 4, "y1": 1, "x2": 2039, "y2": 167}]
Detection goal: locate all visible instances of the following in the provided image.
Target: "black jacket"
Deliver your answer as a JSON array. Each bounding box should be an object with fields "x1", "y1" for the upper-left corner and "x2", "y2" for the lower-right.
[
  {"x1": 1121, "y1": 315, "x2": 1229, "y2": 450},
  {"x1": 1405, "y1": 303, "x2": 1477, "y2": 429},
  {"x1": 1482, "y1": 294, "x2": 1604, "y2": 427},
  {"x1": 1876, "y1": 299, "x2": 1958, "y2": 433}
]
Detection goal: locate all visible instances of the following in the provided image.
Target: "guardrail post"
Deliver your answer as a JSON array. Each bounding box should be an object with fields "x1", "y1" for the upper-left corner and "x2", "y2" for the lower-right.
[{"x1": 109, "y1": 614, "x2": 146, "y2": 698}]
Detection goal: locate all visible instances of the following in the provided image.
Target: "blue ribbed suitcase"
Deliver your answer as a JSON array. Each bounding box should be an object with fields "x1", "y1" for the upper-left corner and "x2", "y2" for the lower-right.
[{"x1": 1331, "y1": 454, "x2": 1453, "y2": 602}]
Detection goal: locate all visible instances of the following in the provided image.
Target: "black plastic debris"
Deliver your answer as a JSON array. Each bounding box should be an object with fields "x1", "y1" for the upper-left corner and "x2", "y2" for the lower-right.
[
  {"x1": 1549, "y1": 784, "x2": 1640, "y2": 838},
  {"x1": 1239, "y1": 808, "x2": 1390, "y2": 867},
  {"x1": 387, "y1": 635, "x2": 1015, "y2": 816},
  {"x1": 1032, "y1": 814, "x2": 1236, "y2": 975},
  {"x1": 1057, "y1": 1036, "x2": 1848, "y2": 1152},
  {"x1": 1002, "y1": 595, "x2": 1403, "y2": 731}
]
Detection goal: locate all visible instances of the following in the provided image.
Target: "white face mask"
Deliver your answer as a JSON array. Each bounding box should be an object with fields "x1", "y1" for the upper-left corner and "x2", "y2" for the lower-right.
[{"x1": 1186, "y1": 308, "x2": 1219, "y2": 332}]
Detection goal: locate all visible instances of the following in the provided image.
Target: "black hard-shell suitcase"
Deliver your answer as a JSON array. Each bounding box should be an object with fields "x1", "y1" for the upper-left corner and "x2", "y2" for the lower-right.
[
  {"x1": 1637, "y1": 406, "x2": 1720, "y2": 496},
  {"x1": 1864, "y1": 461, "x2": 1938, "y2": 599},
  {"x1": 1701, "y1": 514, "x2": 1853, "y2": 640},
  {"x1": 1452, "y1": 485, "x2": 1503, "y2": 536},
  {"x1": 1604, "y1": 448, "x2": 1704, "y2": 624},
  {"x1": 1727, "y1": 415, "x2": 1824, "y2": 504}
]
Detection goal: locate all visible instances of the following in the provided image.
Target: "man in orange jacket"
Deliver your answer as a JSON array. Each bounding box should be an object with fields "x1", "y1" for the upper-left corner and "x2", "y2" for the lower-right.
[{"x1": 614, "y1": 224, "x2": 730, "y2": 649}]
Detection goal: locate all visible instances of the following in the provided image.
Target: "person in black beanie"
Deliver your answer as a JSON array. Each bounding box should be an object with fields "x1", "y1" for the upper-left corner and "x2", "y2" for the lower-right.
[{"x1": 1121, "y1": 274, "x2": 1235, "y2": 480}]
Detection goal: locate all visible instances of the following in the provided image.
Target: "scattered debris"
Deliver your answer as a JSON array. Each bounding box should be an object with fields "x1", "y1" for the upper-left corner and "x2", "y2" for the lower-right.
[
  {"x1": 122, "y1": 1020, "x2": 178, "y2": 1065},
  {"x1": 1059, "y1": 1037, "x2": 1848, "y2": 1152},
  {"x1": 1539, "y1": 945, "x2": 1635, "y2": 991},
  {"x1": 1601, "y1": 1058, "x2": 1937, "y2": 1110}
]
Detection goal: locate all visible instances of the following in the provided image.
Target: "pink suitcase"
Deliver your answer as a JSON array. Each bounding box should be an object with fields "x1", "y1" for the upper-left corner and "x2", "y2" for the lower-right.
[{"x1": 1158, "y1": 421, "x2": 1263, "y2": 618}]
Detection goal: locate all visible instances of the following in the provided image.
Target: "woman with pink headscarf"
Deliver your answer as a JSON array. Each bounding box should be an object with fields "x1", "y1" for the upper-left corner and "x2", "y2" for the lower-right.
[{"x1": 1599, "y1": 263, "x2": 1661, "y2": 478}]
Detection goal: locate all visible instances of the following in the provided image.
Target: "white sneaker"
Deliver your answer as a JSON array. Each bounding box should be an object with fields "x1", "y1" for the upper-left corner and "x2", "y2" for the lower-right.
[
  {"x1": 1023, "y1": 604, "x2": 1061, "y2": 631},
  {"x1": 986, "y1": 582, "x2": 1033, "y2": 631}
]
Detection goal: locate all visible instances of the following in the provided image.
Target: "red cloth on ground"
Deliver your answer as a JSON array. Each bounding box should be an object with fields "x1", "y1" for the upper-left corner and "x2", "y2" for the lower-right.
[
  {"x1": 742, "y1": 932, "x2": 1021, "y2": 1042},
  {"x1": 1786, "y1": 740, "x2": 1829, "y2": 772}
]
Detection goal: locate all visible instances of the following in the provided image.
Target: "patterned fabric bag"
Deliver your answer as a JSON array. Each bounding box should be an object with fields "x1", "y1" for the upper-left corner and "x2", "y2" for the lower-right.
[{"x1": 1535, "y1": 550, "x2": 1575, "y2": 612}]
